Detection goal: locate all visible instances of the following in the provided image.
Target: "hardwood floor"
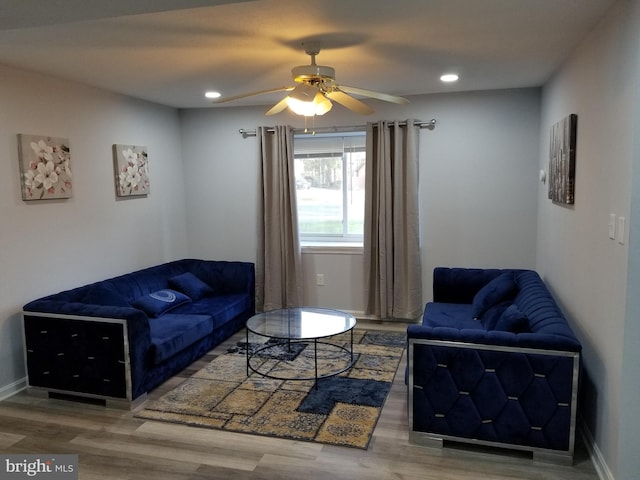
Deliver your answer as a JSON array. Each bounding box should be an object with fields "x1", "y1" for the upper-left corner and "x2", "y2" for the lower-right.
[{"x1": 0, "y1": 321, "x2": 599, "y2": 480}]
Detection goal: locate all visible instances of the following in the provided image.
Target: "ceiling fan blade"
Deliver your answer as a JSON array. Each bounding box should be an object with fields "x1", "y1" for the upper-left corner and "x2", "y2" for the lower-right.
[
  {"x1": 213, "y1": 86, "x2": 294, "y2": 104},
  {"x1": 265, "y1": 96, "x2": 289, "y2": 116},
  {"x1": 326, "y1": 90, "x2": 374, "y2": 115},
  {"x1": 338, "y1": 85, "x2": 409, "y2": 105}
]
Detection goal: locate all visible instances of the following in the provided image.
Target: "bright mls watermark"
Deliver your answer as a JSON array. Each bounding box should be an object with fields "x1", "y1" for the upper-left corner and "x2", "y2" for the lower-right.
[{"x1": 1, "y1": 455, "x2": 77, "y2": 479}]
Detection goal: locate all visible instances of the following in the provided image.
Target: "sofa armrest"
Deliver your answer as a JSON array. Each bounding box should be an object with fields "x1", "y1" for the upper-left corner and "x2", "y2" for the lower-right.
[
  {"x1": 22, "y1": 303, "x2": 152, "y2": 401},
  {"x1": 408, "y1": 336, "x2": 580, "y2": 459}
]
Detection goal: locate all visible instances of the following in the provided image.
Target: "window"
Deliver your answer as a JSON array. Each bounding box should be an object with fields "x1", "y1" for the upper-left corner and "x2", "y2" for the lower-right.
[{"x1": 294, "y1": 130, "x2": 366, "y2": 244}]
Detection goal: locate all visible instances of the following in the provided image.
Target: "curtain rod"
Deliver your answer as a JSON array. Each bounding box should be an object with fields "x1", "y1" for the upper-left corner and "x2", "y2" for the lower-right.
[{"x1": 238, "y1": 119, "x2": 436, "y2": 138}]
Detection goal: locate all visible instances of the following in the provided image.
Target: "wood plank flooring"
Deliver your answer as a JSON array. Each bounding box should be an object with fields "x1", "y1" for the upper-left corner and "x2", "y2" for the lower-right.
[{"x1": 0, "y1": 321, "x2": 599, "y2": 479}]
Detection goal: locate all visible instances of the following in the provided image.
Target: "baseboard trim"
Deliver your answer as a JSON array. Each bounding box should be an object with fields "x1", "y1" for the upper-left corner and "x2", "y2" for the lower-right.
[
  {"x1": 0, "y1": 377, "x2": 27, "y2": 402},
  {"x1": 580, "y1": 419, "x2": 614, "y2": 480},
  {"x1": 347, "y1": 310, "x2": 419, "y2": 324},
  {"x1": 348, "y1": 311, "x2": 378, "y2": 321}
]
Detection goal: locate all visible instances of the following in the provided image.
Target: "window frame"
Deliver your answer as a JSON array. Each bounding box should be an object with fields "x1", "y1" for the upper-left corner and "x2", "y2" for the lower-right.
[{"x1": 294, "y1": 129, "x2": 366, "y2": 247}]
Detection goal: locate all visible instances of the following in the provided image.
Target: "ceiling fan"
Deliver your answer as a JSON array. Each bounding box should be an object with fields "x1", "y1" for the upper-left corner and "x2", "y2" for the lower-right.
[{"x1": 212, "y1": 42, "x2": 409, "y2": 116}]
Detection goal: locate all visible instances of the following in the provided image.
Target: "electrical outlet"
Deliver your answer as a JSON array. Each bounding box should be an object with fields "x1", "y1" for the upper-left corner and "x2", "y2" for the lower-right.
[{"x1": 316, "y1": 274, "x2": 325, "y2": 286}]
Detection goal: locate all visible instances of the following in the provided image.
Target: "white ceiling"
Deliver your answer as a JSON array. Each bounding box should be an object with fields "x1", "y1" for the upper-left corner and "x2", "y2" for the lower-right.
[{"x1": 0, "y1": 0, "x2": 616, "y2": 109}]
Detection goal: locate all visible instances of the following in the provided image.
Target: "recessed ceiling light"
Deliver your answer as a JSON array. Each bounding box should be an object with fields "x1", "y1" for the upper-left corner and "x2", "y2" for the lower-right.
[
  {"x1": 440, "y1": 74, "x2": 459, "y2": 83},
  {"x1": 205, "y1": 91, "x2": 221, "y2": 99}
]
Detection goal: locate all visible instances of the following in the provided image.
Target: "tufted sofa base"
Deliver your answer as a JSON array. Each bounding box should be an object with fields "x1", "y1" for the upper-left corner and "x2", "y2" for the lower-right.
[{"x1": 408, "y1": 338, "x2": 579, "y2": 464}]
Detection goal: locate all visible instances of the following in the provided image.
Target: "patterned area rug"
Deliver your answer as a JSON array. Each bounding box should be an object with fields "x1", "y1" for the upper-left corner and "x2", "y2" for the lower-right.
[{"x1": 136, "y1": 330, "x2": 406, "y2": 449}]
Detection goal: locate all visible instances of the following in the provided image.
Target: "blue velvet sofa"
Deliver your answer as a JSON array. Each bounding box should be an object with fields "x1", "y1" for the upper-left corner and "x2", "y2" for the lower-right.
[
  {"x1": 407, "y1": 267, "x2": 581, "y2": 463},
  {"x1": 22, "y1": 259, "x2": 255, "y2": 407}
]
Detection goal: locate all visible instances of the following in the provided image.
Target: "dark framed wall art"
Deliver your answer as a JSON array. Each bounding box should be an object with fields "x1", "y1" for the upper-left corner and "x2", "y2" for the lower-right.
[{"x1": 548, "y1": 114, "x2": 577, "y2": 205}]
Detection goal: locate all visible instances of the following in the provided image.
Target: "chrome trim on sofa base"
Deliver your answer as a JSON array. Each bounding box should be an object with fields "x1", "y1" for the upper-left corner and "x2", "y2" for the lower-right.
[
  {"x1": 409, "y1": 430, "x2": 574, "y2": 465},
  {"x1": 532, "y1": 451, "x2": 574, "y2": 466},
  {"x1": 408, "y1": 431, "x2": 443, "y2": 449},
  {"x1": 25, "y1": 386, "x2": 145, "y2": 410}
]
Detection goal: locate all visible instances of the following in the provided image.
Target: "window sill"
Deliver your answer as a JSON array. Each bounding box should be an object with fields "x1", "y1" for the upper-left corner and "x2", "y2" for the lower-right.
[{"x1": 301, "y1": 242, "x2": 363, "y2": 255}]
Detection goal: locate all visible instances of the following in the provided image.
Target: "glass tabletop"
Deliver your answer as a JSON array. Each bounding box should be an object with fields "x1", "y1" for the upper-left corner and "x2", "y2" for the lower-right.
[{"x1": 246, "y1": 307, "x2": 357, "y2": 340}]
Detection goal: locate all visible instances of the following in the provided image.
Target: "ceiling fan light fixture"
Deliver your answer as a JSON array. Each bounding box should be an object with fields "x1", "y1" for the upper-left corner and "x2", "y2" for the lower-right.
[
  {"x1": 217, "y1": 43, "x2": 404, "y2": 116},
  {"x1": 286, "y1": 91, "x2": 332, "y2": 116},
  {"x1": 313, "y1": 92, "x2": 333, "y2": 115},
  {"x1": 292, "y1": 64, "x2": 335, "y2": 83},
  {"x1": 288, "y1": 83, "x2": 318, "y2": 102}
]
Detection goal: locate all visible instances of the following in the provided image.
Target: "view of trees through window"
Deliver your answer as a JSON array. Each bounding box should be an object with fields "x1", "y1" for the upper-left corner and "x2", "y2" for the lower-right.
[{"x1": 294, "y1": 131, "x2": 366, "y2": 242}]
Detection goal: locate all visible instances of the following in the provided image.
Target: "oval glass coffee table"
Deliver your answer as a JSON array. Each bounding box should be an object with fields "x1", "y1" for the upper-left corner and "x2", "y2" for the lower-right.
[{"x1": 245, "y1": 307, "x2": 357, "y2": 388}]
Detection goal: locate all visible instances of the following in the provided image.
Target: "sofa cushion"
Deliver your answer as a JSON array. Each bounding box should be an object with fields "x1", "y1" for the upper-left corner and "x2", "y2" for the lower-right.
[
  {"x1": 422, "y1": 302, "x2": 480, "y2": 330},
  {"x1": 168, "y1": 272, "x2": 215, "y2": 300},
  {"x1": 471, "y1": 272, "x2": 518, "y2": 318},
  {"x1": 478, "y1": 300, "x2": 511, "y2": 330},
  {"x1": 131, "y1": 289, "x2": 191, "y2": 317},
  {"x1": 494, "y1": 304, "x2": 530, "y2": 333},
  {"x1": 149, "y1": 314, "x2": 213, "y2": 364},
  {"x1": 81, "y1": 284, "x2": 130, "y2": 307},
  {"x1": 171, "y1": 293, "x2": 252, "y2": 329}
]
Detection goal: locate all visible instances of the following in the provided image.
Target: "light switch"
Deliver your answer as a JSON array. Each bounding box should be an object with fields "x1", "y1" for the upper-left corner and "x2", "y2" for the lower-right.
[
  {"x1": 617, "y1": 216, "x2": 626, "y2": 245},
  {"x1": 609, "y1": 214, "x2": 616, "y2": 239}
]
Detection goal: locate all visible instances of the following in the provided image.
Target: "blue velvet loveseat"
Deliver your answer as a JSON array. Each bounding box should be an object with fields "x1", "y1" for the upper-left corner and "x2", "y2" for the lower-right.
[
  {"x1": 22, "y1": 259, "x2": 255, "y2": 407},
  {"x1": 407, "y1": 267, "x2": 581, "y2": 463}
]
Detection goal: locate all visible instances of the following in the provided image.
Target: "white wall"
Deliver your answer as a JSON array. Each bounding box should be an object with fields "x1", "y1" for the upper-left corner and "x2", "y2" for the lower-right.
[
  {"x1": 0, "y1": 65, "x2": 188, "y2": 397},
  {"x1": 538, "y1": 1, "x2": 640, "y2": 478},
  {"x1": 418, "y1": 89, "x2": 541, "y2": 293},
  {"x1": 178, "y1": 106, "x2": 262, "y2": 264},
  {"x1": 180, "y1": 88, "x2": 541, "y2": 314}
]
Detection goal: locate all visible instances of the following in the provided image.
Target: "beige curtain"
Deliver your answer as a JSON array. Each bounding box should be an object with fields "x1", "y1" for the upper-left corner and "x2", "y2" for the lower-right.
[
  {"x1": 256, "y1": 125, "x2": 303, "y2": 312},
  {"x1": 364, "y1": 120, "x2": 422, "y2": 320}
]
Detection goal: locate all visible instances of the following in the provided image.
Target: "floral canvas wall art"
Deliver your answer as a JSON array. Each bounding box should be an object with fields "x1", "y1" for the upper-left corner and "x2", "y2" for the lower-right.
[
  {"x1": 113, "y1": 144, "x2": 149, "y2": 197},
  {"x1": 18, "y1": 134, "x2": 72, "y2": 200}
]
